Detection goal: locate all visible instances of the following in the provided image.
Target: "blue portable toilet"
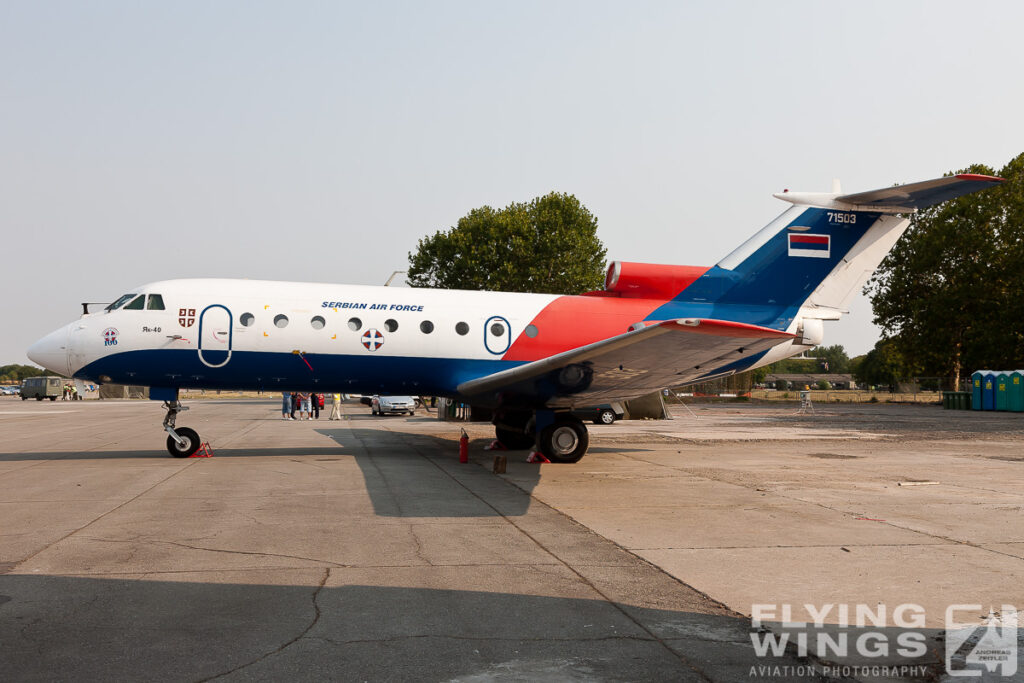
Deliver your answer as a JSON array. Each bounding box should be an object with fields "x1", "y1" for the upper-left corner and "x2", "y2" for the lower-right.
[
  {"x1": 971, "y1": 370, "x2": 989, "y2": 410},
  {"x1": 983, "y1": 372, "x2": 997, "y2": 411}
]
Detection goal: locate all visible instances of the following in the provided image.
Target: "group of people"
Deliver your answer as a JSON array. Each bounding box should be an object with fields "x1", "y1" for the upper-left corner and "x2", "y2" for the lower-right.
[
  {"x1": 61, "y1": 384, "x2": 79, "y2": 401},
  {"x1": 281, "y1": 391, "x2": 344, "y2": 420}
]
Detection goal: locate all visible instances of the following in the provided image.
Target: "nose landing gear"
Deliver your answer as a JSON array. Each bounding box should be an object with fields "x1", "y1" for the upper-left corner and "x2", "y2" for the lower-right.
[{"x1": 163, "y1": 401, "x2": 201, "y2": 458}]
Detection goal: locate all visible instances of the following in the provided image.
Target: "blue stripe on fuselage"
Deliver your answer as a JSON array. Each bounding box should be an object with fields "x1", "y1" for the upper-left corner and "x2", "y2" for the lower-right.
[
  {"x1": 74, "y1": 349, "x2": 525, "y2": 398},
  {"x1": 647, "y1": 208, "x2": 882, "y2": 329}
]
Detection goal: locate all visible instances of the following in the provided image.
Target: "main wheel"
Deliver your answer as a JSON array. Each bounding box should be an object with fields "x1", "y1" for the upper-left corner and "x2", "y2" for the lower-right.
[
  {"x1": 538, "y1": 417, "x2": 589, "y2": 463},
  {"x1": 166, "y1": 427, "x2": 201, "y2": 458},
  {"x1": 495, "y1": 426, "x2": 534, "y2": 450},
  {"x1": 596, "y1": 409, "x2": 616, "y2": 425}
]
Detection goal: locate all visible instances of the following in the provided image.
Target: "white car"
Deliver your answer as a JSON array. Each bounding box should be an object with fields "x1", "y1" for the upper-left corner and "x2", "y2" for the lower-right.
[{"x1": 371, "y1": 395, "x2": 416, "y2": 416}]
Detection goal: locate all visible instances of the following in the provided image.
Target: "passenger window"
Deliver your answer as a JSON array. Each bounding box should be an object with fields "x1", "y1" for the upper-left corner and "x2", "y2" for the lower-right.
[
  {"x1": 348, "y1": 317, "x2": 362, "y2": 331},
  {"x1": 384, "y1": 319, "x2": 398, "y2": 332},
  {"x1": 240, "y1": 313, "x2": 255, "y2": 327},
  {"x1": 106, "y1": 293, "x2": 136, "y2": 311},
  {"x1": 455, "y1": 322, "x2": 469, "y2": 336},
  {"x1": 311, "y1": 316, "x2": 326, "y2": 330},
  {"x1": 420, "y1": 320, "x2": 434, "y2": 334},
  {"x1": 124, "y1": 295, "x2": 145, "y2": 310},
  {"x1": 274, "y1": 315, "x2": 289, "y2": 328},
  {"x1": 490, "y1": 322, "x2": 505, "y2": 337},
  {"x1": 525, "y1": 324, "x2": 539, "y2": 338},
  {"x1": 146, "y1": 294, "x2": 165, "y2": 310}
]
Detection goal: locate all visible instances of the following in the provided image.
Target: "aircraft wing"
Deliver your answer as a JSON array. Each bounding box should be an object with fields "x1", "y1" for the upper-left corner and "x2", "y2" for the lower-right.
[
  {"x1": 836, "y1": 173, "x2": 1004, "y2": 210},
  {"x1": 457, "y1": 318, "x2": 794, "y2": 407}
]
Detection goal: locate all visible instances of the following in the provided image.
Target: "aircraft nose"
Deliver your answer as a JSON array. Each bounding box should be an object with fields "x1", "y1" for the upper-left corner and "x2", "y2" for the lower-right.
[{"x1": 27, "y1": 325, "x2": 71, "y2": 377}]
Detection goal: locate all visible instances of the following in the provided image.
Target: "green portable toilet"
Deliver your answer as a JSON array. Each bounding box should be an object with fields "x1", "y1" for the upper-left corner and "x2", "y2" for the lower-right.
[
  {"x1": 996, "y1": 372, "x2": 1011, "y2": 411},
  {"x1": 972, "y1": 370, "x2": 989, "y2": 410},
  {"x1": 983, "y1": 372, "x2": 997, "y2": 410},
  {"x1": 1010, "y1": 370, "x2": 1024, "y2": 413}
]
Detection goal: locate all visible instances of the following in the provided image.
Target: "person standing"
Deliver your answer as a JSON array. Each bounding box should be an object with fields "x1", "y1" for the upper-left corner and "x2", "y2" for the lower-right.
[
  {"x1": 311, "y1": 393, "x2": 321, "y2": 420},
  {"x1": 297, "y1": 391, "x2": 311, "y2": 420},
  {"x1": 282, "y1": 391, "x2": 293, "y2": 420},
  {"x1": 329, "y1": 393, "x2": 342, "y2": 420}
]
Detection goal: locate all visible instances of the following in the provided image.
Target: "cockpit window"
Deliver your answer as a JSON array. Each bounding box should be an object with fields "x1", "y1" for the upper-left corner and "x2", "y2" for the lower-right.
[
  {"x1": 146, "y1": 294, "x2": 165, "y2": 310},
  {"x1": 123, "y1": 295, "x2": 145, "y2": 310},
  {"x1": 106, "y1": 293, "x2": 137, "y2": 311}
]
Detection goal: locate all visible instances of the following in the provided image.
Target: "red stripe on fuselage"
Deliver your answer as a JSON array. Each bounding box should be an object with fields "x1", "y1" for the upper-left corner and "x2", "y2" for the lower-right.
[
  {"x1": 503, "y1": 295, "x2": 664, "y2": 361},
  {"x1": 789, "y1": 235, "x2": 828, "y2": 245}
]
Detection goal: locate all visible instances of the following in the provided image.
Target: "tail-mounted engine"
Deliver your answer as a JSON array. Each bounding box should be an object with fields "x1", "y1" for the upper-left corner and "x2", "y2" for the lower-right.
[{"x1": 601, "y1": 261, "x2": 709, "y2": 299}]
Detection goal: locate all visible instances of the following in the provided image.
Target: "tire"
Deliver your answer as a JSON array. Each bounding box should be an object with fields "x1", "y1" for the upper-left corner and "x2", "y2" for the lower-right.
[
  {"x1": 166, "y1": 427, "x2": 201, "y2": 458},
  {"x1": 50, "y1": 396, "x2": 57, "y2": 401},
  {"x1": 495, "y1": 426, "x2": 534, "y2": 450},
  {"x1": 538, "y1": 417, "x2": 589, "y2": 463},
  {"x1": 36, "y1": 396, "x2": 43, "y2": 401},
  {"x1": 596, "y1": 409, "x2": 616, "y2": 425}
]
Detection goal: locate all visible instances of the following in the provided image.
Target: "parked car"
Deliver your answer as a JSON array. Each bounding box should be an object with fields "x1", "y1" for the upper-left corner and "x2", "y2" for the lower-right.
[
  {"x1": 0, "y1": 385, "x2": 21, "y2": 395},
  {"x1": 20, "y1": 376, "x2": 64, "y2": 401},
  {"x1": 571, "y1": 403, "x2": 624, "y2": 425},
  {"x1": 371, "y1": 395, "x2": 416, "y2": 416}
]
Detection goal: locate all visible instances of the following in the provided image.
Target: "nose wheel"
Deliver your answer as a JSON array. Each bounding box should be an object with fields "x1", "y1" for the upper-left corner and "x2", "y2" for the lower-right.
[{"x1": 162, "y1": 400, "x2": 202, "y2": 458}]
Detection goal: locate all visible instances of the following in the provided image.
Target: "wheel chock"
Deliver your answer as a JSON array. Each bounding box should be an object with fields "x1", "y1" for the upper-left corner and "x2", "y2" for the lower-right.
[
  {"x1": 190, "y1": 442, "x2": 215, "y2": 458},
  {"x1": 526, "y1": 451, "x2": 550, "y2": 463},
  {"x1": 484, "y1": 440, "x2": 507, "y2": 451}
]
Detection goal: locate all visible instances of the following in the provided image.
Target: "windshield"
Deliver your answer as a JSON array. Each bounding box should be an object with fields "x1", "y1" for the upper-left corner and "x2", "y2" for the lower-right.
[{"x1": 106, "y1": 293, "x2": 137, "y2": 312}]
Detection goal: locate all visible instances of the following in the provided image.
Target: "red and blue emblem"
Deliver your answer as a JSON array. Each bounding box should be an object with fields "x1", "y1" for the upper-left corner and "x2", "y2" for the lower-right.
[
  {"x1": 102, "y1": 327, "x2": 119, "y2": 346},
  {"x1": 361, "y1": 328, "x2": 384, "y2": 351}
]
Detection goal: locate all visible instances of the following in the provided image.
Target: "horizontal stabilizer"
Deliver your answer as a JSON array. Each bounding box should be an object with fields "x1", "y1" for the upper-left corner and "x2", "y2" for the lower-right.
[
  {"x1": 836, "y1": 173, "x2": 1003, "y2": 210},
  {"x1": 457, "y1": 318, "x2": 794, "y2": 407}
]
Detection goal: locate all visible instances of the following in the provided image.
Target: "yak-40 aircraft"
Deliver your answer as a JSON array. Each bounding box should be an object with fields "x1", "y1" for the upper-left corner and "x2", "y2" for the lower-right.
[{"x1": 29, "y1": 173, "x2": 1002, "y2": 461}]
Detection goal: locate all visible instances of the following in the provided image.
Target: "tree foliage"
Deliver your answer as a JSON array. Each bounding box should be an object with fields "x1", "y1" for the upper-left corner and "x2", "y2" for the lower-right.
[
  {"x1": 866, "y1": 153, "x2": 1024, "y2": 389},
  {"x1": 407, "y1": 192, "x2": 607, "y2": 294},
  {"x1": 853, "y1": 339, "x2": 912, "y2": 389},
  {"x1": 0, "y1": 364, "x2": 51, "y2": 383}
]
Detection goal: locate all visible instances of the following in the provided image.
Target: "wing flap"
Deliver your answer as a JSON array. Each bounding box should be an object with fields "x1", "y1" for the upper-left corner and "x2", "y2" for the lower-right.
[{"x1": 457, "y1": 318, "x2": 794, "y2": 406}]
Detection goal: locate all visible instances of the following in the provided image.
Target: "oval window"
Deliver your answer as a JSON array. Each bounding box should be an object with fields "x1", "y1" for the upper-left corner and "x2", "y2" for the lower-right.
[
  {"x1": 455, "y1": 322, "x2": 469, "y2": 336},
  {"x1": 525, "y1": 324, "x2": 538, "y2": 338},
  {"x1": 310, "y1": 316, "x2": 326, "y2": 330},
  {"x1": 274, "y1": 315, "x2": 289, "y2": 328},
  {"x1": 420, "y1": 320, "x2": 434, "y2": 334},
  {"x1": 385, "y1": 319, "x2": 398, "y2": 332},
  {"x1": 490, "y1": 322, "x2": 505, "y2": 337},
  {"x1": 348, "y1": 317, "x2": 362, "y2": 331},
  {"x1": 240, "y1": 312, "x2": 255, "y2": 327}
]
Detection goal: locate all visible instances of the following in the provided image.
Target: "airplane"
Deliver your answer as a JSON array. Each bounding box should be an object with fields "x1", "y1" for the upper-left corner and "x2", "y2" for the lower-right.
[{"x1": 28, "y1": 172, "x2": 1003, "y2": 462}]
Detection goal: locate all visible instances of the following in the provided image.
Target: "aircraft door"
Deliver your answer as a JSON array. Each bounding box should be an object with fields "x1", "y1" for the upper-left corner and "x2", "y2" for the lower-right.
[
  {"x1": 198, "y1": 305, "x2": 233, "y2": 368},
  {"x1": 484, "y1": 315, "x2": 511, "y2": 355}
]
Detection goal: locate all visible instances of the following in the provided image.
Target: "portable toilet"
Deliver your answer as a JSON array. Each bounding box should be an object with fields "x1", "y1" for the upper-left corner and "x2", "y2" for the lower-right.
[
  {"x1": 982, "y1": 372, "x2": 997, "y2": 411},
  {"x1": 972, "y1": 370, "x2": 989, "y2": 410},
  {"x1": 1010, "y1": 370, "x2": 1024, "y2": 413},
  {"x1": 996, "y1": 372, "x2": 1011, "y2": 411}
]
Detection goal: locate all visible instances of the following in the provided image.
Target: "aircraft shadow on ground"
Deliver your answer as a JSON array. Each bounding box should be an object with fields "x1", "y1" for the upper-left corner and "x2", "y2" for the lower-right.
[{"x1": 0, "y1": 574, "x2": 961, "y2": 681}]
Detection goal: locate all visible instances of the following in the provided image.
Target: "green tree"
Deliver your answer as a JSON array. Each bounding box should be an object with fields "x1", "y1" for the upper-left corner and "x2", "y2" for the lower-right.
[
  {"x1": 866, "y1": 155, "x2": 1024, "y2": 390},
  {"x1": 407, "y1": 192, "x2": 607, "y2": 294},
  {"x1": 810, "y1": 344, "x2": 850, "y2": 373},
  {"x1": 0, "y1": 364, "x2": 53, "y2": 382},
  {"x1": 853, "y1": 339, "x2": 910, "y2": 390}
]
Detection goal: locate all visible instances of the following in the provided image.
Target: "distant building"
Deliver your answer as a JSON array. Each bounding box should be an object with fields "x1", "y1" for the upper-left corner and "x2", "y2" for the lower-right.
[{"x1": 764, "y1": 373, "x2": 857, "y2": 390}]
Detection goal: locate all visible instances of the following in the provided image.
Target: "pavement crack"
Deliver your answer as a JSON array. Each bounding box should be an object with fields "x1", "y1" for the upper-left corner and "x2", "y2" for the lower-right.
[
  {"x1": 198, "y1": 567, "x2": 330, "y2": 682},
  {"x1": 159, "y1": 540, "x2": 349, "y2": 567}
]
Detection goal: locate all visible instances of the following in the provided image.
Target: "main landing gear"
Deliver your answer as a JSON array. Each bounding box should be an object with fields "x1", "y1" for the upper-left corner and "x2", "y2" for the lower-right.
[
  {"x1": 163, "y1": 400, "x2": 201, "y2": 458},
  {"x1": 493, "y1": 409, "x2": 590, "y2": 463}
]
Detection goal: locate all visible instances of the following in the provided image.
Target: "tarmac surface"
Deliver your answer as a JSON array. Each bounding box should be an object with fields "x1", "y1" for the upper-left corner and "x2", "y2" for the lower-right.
[{"x1": 1, "y1": 396, "x2": 1023, "y2": 682}]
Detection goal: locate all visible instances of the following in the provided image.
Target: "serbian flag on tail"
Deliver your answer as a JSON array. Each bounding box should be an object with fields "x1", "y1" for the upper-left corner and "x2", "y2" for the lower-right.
[{"x1": 788, "y1": 233, "x2": 830, "y2": 258}]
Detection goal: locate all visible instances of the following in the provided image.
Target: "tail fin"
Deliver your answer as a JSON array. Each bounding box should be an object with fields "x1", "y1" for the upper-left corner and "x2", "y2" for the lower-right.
[{"x1": 669, "y1": 174, "x2": 1003, "y2": 330}]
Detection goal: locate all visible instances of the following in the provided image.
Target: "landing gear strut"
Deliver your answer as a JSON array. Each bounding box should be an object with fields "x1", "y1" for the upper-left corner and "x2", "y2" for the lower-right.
[
  {"x1": 492, "y1": 408, "x2": 590, "y2": 463},
  {"x1": 163, "y1": 401, "x2": 201, "y2": 458}
]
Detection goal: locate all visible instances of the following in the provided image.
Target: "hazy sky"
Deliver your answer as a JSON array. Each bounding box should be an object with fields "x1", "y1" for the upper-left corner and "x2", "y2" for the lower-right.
[{"x1": 3, "y1": 1, "x2": 1022, "y2": 365}]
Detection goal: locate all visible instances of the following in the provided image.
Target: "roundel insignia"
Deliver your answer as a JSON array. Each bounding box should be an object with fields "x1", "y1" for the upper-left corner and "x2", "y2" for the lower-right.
[
  {"x1": 361, "y1": 328, "x2": 384, "y2": 351},
  {"x1": 102, "y1": 328, "x2": 119, "y2": 346}
]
